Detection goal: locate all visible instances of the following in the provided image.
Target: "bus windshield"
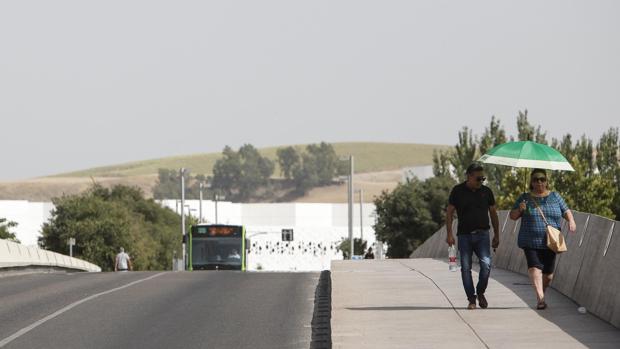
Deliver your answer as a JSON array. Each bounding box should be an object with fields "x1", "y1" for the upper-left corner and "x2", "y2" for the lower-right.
[{"x1": 191, "y1": 237, "x2": 243, "y2": 267}]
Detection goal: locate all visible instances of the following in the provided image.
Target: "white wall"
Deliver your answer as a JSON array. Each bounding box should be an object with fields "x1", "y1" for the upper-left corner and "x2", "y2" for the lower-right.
[
  {"x1": 0, "y1": 200, "x2": 53, "y2": 246},
  {"x1": 2, "y1": 200, "x2": 379, "y2": 271},
  {"x1": 160, "y1": 200, "x2": 379, "y2": 271}
]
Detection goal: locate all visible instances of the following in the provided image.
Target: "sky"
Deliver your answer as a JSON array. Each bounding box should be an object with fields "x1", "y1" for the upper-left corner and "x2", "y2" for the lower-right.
[{"x1": 1, "y1": 1, "x2": 619, "y2": 180}]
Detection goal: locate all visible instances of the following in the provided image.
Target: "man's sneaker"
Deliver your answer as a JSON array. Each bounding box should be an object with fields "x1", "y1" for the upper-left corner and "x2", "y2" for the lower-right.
[
  {"x1": 478, "y1": 294, "x2": 488, "y2": 309},
  {"x1": 468, "y1": 297, "x2": 477, "y2": 310}
]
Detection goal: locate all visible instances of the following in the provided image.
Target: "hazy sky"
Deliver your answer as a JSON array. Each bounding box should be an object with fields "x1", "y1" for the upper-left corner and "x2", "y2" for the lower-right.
[{"x1": 1, "y1": 1, "x2": 619, "y2": 180}]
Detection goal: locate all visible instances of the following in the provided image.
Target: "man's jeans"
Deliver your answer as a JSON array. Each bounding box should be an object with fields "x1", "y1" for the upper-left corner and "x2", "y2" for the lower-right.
[{"x1": 458, "y1": 230, "x2": 492, "y2": 301}]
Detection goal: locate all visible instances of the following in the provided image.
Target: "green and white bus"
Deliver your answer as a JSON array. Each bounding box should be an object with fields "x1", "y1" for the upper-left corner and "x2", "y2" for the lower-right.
[{"x1": 189, "y1": 224, "x2": 248, "y2": 271}]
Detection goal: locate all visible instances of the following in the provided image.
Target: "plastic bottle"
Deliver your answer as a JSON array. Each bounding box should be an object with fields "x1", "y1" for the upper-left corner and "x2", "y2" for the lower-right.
[{"x1": 448, "y1": 245, "x2": 458, "y2": 271}]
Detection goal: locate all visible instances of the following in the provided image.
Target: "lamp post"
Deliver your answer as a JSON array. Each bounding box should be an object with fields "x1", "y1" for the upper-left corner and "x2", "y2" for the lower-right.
[
  {"x1": 340, "y1": 155, "x2": 354, "y2": 259},
  {"x1": 199, "y1": 182, "x2": 204, "y2": 223},
  {"x1": 180, "y1": 168, "x2": 187, "y2": 270}
]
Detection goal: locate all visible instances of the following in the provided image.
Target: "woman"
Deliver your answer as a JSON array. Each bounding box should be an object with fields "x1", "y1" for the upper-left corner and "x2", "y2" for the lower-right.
[{"x1": 509, "y1": 169, "x2": 576, "y2": 309}]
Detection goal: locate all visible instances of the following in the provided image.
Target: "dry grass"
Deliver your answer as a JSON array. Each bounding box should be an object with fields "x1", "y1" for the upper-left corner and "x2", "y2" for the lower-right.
[
  {"x1": 3, "y1": 142, "x2": 448, "y2": 202},
  {"x1": 53, "y1": 142, "x2": 449, "y2": 178}
]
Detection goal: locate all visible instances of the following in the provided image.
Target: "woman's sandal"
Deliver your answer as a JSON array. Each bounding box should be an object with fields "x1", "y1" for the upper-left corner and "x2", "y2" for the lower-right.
[{"x1": 536, "y1": 300, "x2": 547, "y2": 310}]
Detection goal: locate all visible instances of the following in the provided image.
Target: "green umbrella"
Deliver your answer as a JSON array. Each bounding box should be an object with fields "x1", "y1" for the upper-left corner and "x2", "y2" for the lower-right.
[{"x1": 479, "y1": 141, "x2": 574, "y2": 172}]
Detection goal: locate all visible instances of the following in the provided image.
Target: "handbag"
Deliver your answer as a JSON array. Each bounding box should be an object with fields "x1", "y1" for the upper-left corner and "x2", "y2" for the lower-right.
[{"x1": 532, "y1": 196, "x2": 567, "y2": 253}]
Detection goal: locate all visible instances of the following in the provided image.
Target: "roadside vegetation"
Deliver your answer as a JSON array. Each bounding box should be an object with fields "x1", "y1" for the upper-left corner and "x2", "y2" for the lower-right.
[
  {"x1": 39, "y1": 185, "x2": 185, "y2": 271},
  {"x1": 374, "y1": 110, "x2": 620, "y2": 258}
]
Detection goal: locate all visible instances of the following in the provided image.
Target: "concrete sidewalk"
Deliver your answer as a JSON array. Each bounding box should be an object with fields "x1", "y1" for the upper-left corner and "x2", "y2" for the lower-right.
[{"x1": 331, "y1": 259, "x2": 620, "y2": 349}]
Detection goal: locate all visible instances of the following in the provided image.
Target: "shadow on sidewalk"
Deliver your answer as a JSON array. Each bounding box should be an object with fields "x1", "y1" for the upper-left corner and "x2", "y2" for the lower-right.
[
  {"x1": 347, "y1": 306, "x2": 528, "y2": 311},
  {"x1": 431, "y1": 258, "x2": 620, "y2": 347}
]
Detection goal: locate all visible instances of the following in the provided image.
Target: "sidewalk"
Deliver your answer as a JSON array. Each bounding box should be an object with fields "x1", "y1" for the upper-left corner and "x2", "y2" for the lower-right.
[{"x1": 331, "y1": 259, "x2": 620, "y2": 349}]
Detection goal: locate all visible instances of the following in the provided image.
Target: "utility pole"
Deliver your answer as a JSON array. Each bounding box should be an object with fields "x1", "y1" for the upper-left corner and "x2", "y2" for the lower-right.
[
  {"x1": 199, "y1": 182, "x2": 204, "y2": 223},
  {"x1": 180, "y1": 168, "x2": 186, "y2": 270},
  {"x1": 348, "y1": 155, "x2": 354, "y2": 259}
]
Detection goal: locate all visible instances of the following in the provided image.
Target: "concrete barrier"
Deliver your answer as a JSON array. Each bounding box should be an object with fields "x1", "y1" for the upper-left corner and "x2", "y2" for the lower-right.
[
  {"x1": 411, "y1": 210, "x2": 620, "y2": 329},
  {"x1": 0, "y1": 238, "x2": 100, "y2": 272},
  {"x1": 552, "y1": 212, "x2": 591, "y2": 298},
  {"x1": 600, "y1": 222, "x2": 620, "y2": 328},
  {"x1": 571, "y1": 215, "x2": 615, "y2": 312}
]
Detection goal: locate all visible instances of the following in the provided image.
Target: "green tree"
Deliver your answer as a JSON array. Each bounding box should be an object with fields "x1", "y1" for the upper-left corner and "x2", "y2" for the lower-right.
[
  {"x1": 39, "y1": 185, "x2": 183, "y2": 271},
  {"x1": 276, "y1": 146, "x2": 300, "y2": 180},
  {"x1": 211, "y1": 146, "x2": 242, "y2": 199},
  {"x1": 373, "y1": 176, "x2": 452, "y2": 258},
  {"x1": 153, "y1": 168, "x2": 201, "y2": 200},
  {"x1": 211, "y1": 144, "x2": 274, "y2": 201},
  {"x1": 0, "y1": 218, "x2": 19, "y2": 243},
  {"x1": 516, "y1": 109, "x2": 547, "y2": 143},
  {"x1": 292, "y1": 142, "x2": 342, "y2": 194},
  {"x1": 337, "y1": 238, "x2": 367, "y2": 259},
  {"x1": 452, "y1": 127, "x2": 478, "y2": 181},
  {"x1": 596, "y1": 128, "x2": 620, "y2": 219},
  {"x1": 478, "y1": 116, "x2": 509, "y2": 194}
]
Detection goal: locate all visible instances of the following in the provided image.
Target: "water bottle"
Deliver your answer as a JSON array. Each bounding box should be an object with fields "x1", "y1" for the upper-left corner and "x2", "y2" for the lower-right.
[{"x1": 448, "y1": 245, "x2": 458, "y2": 272}]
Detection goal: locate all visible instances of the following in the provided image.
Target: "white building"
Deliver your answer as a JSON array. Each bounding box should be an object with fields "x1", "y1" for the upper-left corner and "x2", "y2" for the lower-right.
[{"x1": 1, "y1": 200, "x2": 381, "y2": 271}]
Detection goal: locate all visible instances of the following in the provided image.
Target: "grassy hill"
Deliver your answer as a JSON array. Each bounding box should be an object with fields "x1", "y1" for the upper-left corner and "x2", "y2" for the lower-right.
[
  {"x1": 54, "y1": 142, "x2": 450, "y2": 178},
  {"x1": 1, "y1": 142, "x2": 451, "y2": 201}
]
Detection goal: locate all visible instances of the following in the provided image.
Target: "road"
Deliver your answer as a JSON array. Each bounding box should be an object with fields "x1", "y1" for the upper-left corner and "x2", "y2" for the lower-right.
[{"x1": 0, "y1": 271, "x2": 319, "y2": 349}]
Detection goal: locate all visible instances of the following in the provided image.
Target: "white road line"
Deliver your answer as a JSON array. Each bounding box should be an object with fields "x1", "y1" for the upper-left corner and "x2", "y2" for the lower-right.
[{"x1": 0, "y1": 272, "x2": 166, "y2": 348}]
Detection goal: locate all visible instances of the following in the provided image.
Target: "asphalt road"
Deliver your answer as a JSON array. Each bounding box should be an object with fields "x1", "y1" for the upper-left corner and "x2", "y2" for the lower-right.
[{"x1": 0, "y1": 271, "x2": 319, "y2": 349}]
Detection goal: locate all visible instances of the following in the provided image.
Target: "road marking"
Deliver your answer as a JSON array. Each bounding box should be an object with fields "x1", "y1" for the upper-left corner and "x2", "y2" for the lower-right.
[{"x1": 0, "y1": 272, "x2": 166, "y2": 348}]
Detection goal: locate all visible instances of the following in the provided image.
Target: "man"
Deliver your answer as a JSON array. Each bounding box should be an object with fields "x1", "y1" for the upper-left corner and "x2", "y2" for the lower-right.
[
  {"x1": 446, "y1": 163, "x2": 499, "y2": 309},
  {"x1": 114, "y1": 247, "x2": 133, "y2": 272},
  {"x1": 364, "y1": 247, "x2": 375, "y2": 259}
]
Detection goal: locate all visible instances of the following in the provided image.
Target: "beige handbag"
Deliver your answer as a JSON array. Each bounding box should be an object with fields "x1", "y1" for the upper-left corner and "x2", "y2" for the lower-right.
[{"x1": 533, "y1": 197, "x2": 567, "y2": 253}]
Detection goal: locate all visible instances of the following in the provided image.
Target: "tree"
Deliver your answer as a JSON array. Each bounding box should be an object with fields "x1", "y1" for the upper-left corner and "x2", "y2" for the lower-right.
[
  {"x1": 238, "y1": 144, "x2": 275, "y2": 200},
  {"x1": 0, "y1": 218, "x2": 19, "y2": 243},
  {"x1": 452, "y1": 127, "x2": 478, "y2": 181},
  {"x1": 373, "y1": 176, "x2": 454, "y2": 258},
  {"x1": 337, "y1": 238, "x2": 367, "y2": 259},
  {"x1": 596, "y1": 128, "x2": 620, "y2": 219},
  {"x1": 211, "y1": 146, "x2": 242, "y2": 199},
  {"x1": 276, "y1": 146, "x2": 300, "y2": 180},
  {"x1": 516, "y1": 110, "x2": 547, "y2": 144},
  {"x1": 292, "y1": 142, "x2": 342, "y2": 194},
  {"x1": 152, "y1": 168, "x2": 200, "y2": 200},
  {"x1": 478, "y1": 116, "x2": 509, "y2": 194},
  {"x1": 39, "y1": 185, "x2": 183, "y2": 271},
  {"x1": 211, "y1": 144, "x2": 274, "y2": 201}
]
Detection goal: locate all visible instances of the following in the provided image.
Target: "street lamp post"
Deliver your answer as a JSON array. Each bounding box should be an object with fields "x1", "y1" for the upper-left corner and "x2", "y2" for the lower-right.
[
  {"x1": 199, "y1": 182, "x2": 204, "y2": 223},
  {"x1": 340, "y1": 155, "x2": 354, "y2": 259},
  {"x1": 348, "y1": 155, "x2": 354, "y2": 259},
  {"x1": 180, "y1": 168, "x2": 186, "y2": 270}
]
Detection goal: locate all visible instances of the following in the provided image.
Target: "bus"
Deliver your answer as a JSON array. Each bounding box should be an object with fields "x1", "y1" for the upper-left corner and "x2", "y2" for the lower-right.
[{"x1": 189, "y1": 224, "x2": 248, "y2": 271}]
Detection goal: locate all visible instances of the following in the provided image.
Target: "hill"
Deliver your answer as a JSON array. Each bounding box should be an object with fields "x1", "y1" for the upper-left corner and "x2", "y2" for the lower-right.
[
  {"x1": 54, "y1": 142, "x2": 449, "y2": 178},
  {"x1": 0, "y1": 142, "x2": 450, "y2": 202}
]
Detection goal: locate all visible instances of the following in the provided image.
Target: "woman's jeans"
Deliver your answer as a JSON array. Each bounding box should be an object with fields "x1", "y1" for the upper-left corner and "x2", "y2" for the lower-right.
[{"x1": 458, "y1": 230, "x2": 492, "y2": 301}]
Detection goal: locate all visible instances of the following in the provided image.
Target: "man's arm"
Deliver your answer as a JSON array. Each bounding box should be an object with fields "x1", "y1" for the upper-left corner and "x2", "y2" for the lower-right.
[
  {"x1": 489, "y1": 205, "x2": 500, "y2": 249},
  {"x1": 446, "y1": 204, "x2": 456, "y2": 246},
  {"x1": 114, "y1": 256, "x2": 118, "y2": 272},
  {"x1": 128, "y1": 257, "x2": 133, "y2": 271}
]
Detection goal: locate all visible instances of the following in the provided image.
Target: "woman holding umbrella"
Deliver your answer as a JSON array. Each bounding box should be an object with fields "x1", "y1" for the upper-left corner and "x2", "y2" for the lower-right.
[{"x1": 509, "y1": 168, "x2": 576, "y2": 309}]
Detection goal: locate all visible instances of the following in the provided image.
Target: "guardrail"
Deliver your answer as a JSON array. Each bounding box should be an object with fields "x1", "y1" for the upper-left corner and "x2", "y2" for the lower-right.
[
  {"x1": 0, "y1": 238, "x2": 101, "y2": 273},
  {"x1": 411, "y1": 210, "x2": 619, "y2": 329}
]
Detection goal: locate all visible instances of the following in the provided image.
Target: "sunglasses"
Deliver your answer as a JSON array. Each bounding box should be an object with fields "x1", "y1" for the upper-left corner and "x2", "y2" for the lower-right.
[
  {"x1": 476, "y1": 176, "x2": 486, "y2": 182},
  {"x1": 532, "y1": 176, "x2": 547, "y2": 183}
]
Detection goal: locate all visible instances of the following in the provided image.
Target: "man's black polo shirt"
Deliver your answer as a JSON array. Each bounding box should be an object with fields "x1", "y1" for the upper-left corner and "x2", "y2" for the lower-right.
[{"x1": 448, "y1": 182, "x2": 495, "y2": 235}]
